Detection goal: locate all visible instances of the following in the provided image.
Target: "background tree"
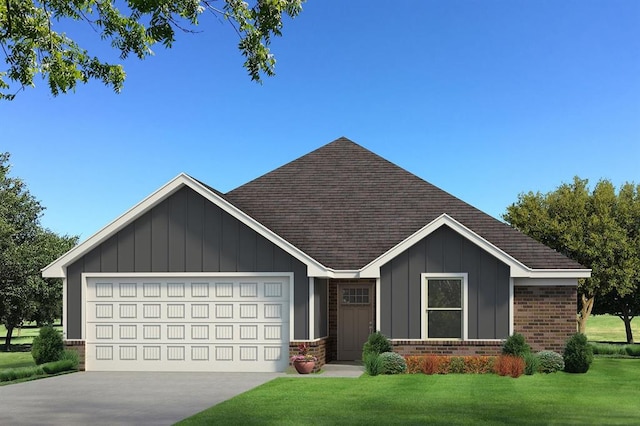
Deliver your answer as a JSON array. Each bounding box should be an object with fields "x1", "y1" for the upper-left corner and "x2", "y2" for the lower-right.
[
  {"x1": 503, "y1": 177, "x2": 640, "y2": 335},
  {"x1": 0, "y1": 0, "x2": 304, "y2": 100},
  {"x1": 0, "y1": 153, "x2": 78, "y2": 350}
]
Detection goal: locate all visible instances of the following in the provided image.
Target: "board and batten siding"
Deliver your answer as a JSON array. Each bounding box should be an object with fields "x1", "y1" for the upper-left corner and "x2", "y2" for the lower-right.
[
  {"x1": 380, "y1": 225, "x2": 510, "y2": 340},
  {"x1": 66, "y1": 186, "x2": 309, "y2": 340}
]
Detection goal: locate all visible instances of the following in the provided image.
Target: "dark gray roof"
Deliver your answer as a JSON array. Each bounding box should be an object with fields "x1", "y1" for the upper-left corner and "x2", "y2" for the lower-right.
[{"x1": 225, "y1": 137, "x2": 584, "y2": 271}]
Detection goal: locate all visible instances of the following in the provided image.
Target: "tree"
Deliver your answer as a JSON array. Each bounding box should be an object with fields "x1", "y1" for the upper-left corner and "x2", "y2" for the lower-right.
[
  {"x1": 593, "y1": 290, "x2": 640, "y2": 344},
  {"x1": 0, "y1": 0, "x2": 304, "y2": 100},
  {"x1": 0, "y1": 153, "x2": 78, "y2": 350},
  {"x1": 503, "y1": 177, "x2": 640, "y2": 336}
]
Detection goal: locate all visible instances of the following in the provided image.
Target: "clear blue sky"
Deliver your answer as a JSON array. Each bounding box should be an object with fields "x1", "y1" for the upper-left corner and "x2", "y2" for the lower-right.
[{"x1": 2, "y1": 0, "x2": 639, "y2": 241}]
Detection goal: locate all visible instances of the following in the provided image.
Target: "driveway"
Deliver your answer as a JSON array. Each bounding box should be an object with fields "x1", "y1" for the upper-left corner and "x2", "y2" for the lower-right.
[{"x1": 0, "y1": 371, "x2": 281, "y2": 425}]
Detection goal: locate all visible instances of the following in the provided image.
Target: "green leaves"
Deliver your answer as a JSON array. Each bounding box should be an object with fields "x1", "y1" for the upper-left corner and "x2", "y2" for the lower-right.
[{"x1": 0, "y1": 0, "x2": 304, "y2": 99}]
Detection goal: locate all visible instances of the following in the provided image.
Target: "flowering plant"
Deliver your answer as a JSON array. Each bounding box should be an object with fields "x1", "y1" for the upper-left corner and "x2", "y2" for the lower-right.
[{"x1": 290, "y1": 343, "x2": 317, "y2": 363}]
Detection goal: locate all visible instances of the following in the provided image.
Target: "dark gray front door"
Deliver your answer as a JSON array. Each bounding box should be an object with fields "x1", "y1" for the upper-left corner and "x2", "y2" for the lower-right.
[{"x1": 338, "y1": 284, "x2": 374, "y2": 360}]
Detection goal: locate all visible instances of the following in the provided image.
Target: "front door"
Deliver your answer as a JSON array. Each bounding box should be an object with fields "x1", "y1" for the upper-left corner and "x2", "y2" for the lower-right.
[{"x1": 337, "y1": 283, "x2": 374, "y2": 360}]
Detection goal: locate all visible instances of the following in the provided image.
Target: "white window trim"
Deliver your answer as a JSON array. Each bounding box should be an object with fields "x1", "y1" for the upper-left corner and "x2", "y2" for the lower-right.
[{"x1": 421, "y1": 273, "x2": 468, "y2": 340}]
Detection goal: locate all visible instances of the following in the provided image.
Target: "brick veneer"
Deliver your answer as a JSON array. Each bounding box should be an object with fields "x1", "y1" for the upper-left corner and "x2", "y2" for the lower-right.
[
  {"x1": 392, "y1": 340, "x2": 503, "y2": 357},
  {"x1": 64, "y1": 340, "x2": 86, "y2": 371},
  {"x1": 289, "y1": 338, "x2": 328, "y2": 372},
  {"x1": 513, "y1": 285, "x2": 577, "y2": 353}
]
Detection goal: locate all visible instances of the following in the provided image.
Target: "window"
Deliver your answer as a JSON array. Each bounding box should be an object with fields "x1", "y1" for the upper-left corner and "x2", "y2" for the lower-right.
[
  {"x1": 341, "y1": 288, "x2": 370, "y2": 304},
  {"x1": 422, "y1": 274, "x2": 467, "y2": 339}
]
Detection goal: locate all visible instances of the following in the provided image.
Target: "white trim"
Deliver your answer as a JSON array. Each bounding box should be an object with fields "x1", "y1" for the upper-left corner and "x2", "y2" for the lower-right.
[
  {"x1": 62, "y1": 278, "x2": 68, "y2": 339},
  {"x1": 513, "y1": 277, "x2": 579, "y2": 286},
  {"x1": 360, "y1": 214, "x2": 591, "y2": 279},
  {"x1": 375, "y1": 278, "x2": 381, "y2": 331},
  {"x1": 42, "y1": 174, "x2": 326, "y2": 279},
  {"x1": 509, "y1": 278, "x2": 514, "y2": 336},
  {"x1": 309, "y1": 277, "x2": 315, "y2": 340},
  {"x1": 421, "y1": 273, "x2": 468, "y2": 340}
]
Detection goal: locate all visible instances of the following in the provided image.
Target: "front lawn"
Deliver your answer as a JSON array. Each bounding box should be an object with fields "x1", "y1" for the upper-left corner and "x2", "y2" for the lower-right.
[
  {"x1": 586, "y1": 314, "x2": 639, "y2": 343},
  {"x1": 0, "y1": 351, "x2": 35, "y2": 370},
  {"x1": 178, "y1": 358, "x2": 640, "y2": 425}
]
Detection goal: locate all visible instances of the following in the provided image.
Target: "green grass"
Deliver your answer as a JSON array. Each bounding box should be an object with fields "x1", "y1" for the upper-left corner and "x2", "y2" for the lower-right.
[
  {"x1": 177, "y1": 359, "x2": 640, "y2": 425},
  {"x1": 586, "y1": 314, "x2": 639, "y2": 343},
  {"x1": 0, "y1": 351, "x2": 35, "y2": 370}
]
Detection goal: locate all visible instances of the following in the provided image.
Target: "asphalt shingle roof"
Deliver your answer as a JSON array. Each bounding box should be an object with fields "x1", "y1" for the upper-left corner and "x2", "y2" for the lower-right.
[{"x1": 225, "y1": 137, "x2": 584, "y2": 271}]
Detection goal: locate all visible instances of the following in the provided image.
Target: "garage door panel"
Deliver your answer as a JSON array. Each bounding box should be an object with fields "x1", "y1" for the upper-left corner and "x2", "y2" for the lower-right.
[{"x1": 85, "y1": 276, "x2": 290, "y2": 372}]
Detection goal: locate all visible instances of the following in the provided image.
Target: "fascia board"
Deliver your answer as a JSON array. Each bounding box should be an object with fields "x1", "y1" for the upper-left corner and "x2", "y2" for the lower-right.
[{"x1": 42, "y1": 173, "x2": 327, "y2": 278}]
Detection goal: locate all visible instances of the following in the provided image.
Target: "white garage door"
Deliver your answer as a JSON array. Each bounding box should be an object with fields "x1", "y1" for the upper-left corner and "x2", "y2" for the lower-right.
[{"x1": 84, "y1": 275, "x2": 291, "y2": 372}]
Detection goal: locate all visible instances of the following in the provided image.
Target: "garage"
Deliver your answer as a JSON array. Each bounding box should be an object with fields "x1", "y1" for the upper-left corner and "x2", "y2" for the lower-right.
[{"x1": 83, "y1": 274, "x2": 291, "y2": 372}]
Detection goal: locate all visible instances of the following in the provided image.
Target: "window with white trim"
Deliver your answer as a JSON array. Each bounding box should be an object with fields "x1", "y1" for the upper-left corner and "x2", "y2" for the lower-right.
[{"x1": 422, "y1": 274, "x2": 467, "y2": 339}]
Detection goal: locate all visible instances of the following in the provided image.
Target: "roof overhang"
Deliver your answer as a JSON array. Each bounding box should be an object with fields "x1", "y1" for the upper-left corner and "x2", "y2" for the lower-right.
[
  {"x1": 42, "y1": 173, "x2": 327, "y2": 279},
  {"x1": 43, "y1": 178, "x2": 590, "y2": 282},
  {"x1": 356, "y1": 214, "x2": 591, "y2": 280}
]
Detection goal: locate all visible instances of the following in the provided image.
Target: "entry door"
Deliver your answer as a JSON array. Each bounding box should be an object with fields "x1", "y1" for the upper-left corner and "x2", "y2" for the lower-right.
[{"x1": 338, "y1": 284, "x2": 373, "y2": 360}]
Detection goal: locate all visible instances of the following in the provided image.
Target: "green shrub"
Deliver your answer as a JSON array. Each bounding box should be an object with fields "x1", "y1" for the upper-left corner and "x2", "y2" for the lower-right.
[
  {"x1": 31, "y1": 325, "x2": 64, "y2": 365},
  {"x1": 564, "y1": 333, "x2": 593, "y2": 373},
  {"x1": 0, "y1": 366, "x2": 45, "y2": 382},
  {"x1": 60, "y1": 349, "x2": 80, "y2": 368},
  {"x1": 589, "y1": 342, "x2": 626, "y2": 356},
  {"x1": 42, "y1": 359, "x2": 76, "y2": 374},
  {"x1": 378, "y1": 352, "x2": 407, "y2": 375},
  {"x1": 449, "y1": 357, "x2": 465, "y2": 374},
  {"x1": 362, "y1": 331, "x2": 392, "y2": 360},
  {"x1": 524, "y1": 353, "x2": 539, "y2": 375},
  {"x1": 625, "y1": 345, "x2": 640, "y2": 357},
  {"x1": 364, "y1": 353, "x2": 382, "y2": 376},
  {"x1": 537, "y1": 351, "x2": 564, "y2": 373},
  {"x1": 502, "y1": 333, "x2": 531, "y2": 358}
]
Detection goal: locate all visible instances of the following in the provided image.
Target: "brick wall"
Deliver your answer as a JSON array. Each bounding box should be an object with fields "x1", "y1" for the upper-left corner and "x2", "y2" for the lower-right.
[
  {"x1": 289, "y1": 338, "x2": 328, "y2": 372},
  {"x1": 392, "y1": 340, "x2": 503, "y2": 357},
  {"x1": 64, "y1": 340, "x2": 86, "y2": 371},
  {"x1": 513, "y1": 285, "x2": 577, "y2": 353}
]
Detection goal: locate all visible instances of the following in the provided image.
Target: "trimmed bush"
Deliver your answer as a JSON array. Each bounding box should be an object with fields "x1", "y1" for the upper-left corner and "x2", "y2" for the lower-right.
[
  {"x1": 502, "y1": 333, "x2": 531, "y2": 358},
  {"x1": 625, "y1": 345, "x2": 640, "y2": 357},
  {"x1": 463, "y1": 356, "x2": 495, "y2": 374},
  {"x1": 494, "y1": 355, "x2": 525, "y2": 378},
  {"x1": 421, "y1": 355, "x2": 441, "y2": 375},
  {"x1": 564, "y1": 333, "x2": 593, "y2": 373},
  {"x1": 537, "y1": 351, "x2": 564, "y2": 373},
  {"x1": 362, "y1": 331, "x2": 392, "y2": 360},
  {"x1": 364, "y1": 353, "x2": 382, "y2": 376},
  {"x1": 405, "y1": 356, "x2": 424, "y2": 374},
  {"x1": 42, "y1": 359, "x2": 76, "y2": 374},
  {"x1": 449, "y1": 357, "x2": 465, "y2": 374},
  {"x1": 31, "y1": 326, "x2": 64, "y2": 365},
  {"x1": 0, "y1": 366, "x2": 45, "y2": 383},
  {"x1": 589, "y1": 342, "x2": 626, "y2": 356},
  {"x1": 379, "y1": 352, "x2": 407, "y2": 375},
  {"x1": 524, "y1": 353, "x2": 539, "y2": 375}
]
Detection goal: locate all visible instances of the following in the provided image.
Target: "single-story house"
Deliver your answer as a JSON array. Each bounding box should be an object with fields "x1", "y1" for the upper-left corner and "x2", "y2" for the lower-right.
[{"x1": 42, "y1": 137, "x2": 590, "y2": 372}]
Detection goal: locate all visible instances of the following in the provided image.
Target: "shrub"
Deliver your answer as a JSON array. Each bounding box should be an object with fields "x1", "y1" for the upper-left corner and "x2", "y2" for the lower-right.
[
  {"x1": 524, "y1": 353, "x2": 539, "y2": 375},
  {"x1": 364, "y1": 353, "x2": 382, "y2": 376},
  {"x1": 60, "y1": 349, "x2": 80, "y2": 368},
  {"x1": 537, "y1": 351, "x2": 564, "y2": 373},
  {"x1": 449, "y1": 357, "x2": 465, "y2": 374},
  {"x1": 42, "y1": 359, "x2": 76, "y2": 374},
  {"x1": 625, "y1": 345, "x2": 640, "y2": 357},
  {"x1": 0, "y1": 366, "x2": 45, "y2": 382},
  {"x1": 564, "y1": 333, "x2": 593, "y2": 373},
  {"x1": 362, "y1": 331, "x2": 392, "y2": 360},
  {"x1": 31, "y1": 326, "x2": 64, "y2": 365},
  {"x1": 463, "y1": 356, "x2": 495, "y2": 374},
  {"x1": 405, "y1": 356, "x2": 424, "y2": 374},
  {"x1": 502, "y1": 333, "x2": 530, "y2": 358},
  {"x1": 494, "y1": 355, "x2": 525, "y2": 378},
  {"x1": 378, "y1": 352, "x2": 407, "y2": 374},
  {"x1": 589, "y1": 342, "x2": 626, "y2": 356},
  {"x1": 421, "y1": 355, "x2": 441, "y2": 375}
]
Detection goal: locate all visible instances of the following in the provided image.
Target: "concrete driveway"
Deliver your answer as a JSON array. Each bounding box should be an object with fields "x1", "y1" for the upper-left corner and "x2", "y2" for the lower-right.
[{"x1": 0, "y1": 371, "x2": 281, "y2": 425}]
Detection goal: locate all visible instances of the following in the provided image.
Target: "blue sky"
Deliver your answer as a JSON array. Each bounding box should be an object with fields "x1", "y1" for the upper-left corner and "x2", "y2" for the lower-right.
[{"x1": 2, "y1": 0, "x2": 639, "y2": 241}]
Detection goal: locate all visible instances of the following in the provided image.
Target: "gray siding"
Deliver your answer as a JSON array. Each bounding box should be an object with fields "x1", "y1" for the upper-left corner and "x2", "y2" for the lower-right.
[
  {"x1": 314, "y1": 278, "x2": 328, "y2": 338},
  {"x1": 380, "y1": 225, "x2": 510, "y2": 340},
  {"x1": 66, "y1": 186, "x2": 309, "y2": 340}
]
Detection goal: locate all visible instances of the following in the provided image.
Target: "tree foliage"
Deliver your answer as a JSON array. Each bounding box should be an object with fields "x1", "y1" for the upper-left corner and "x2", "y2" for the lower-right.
[
  {"x1": 0, "y1": 152, "x2": 78, "y2": 350},
  {"x1": 503, "y1": 177, "x2": 640, "y2": 338},
  {"x1": 0, "y1": 0, "x2": 304, "y2": 100}
]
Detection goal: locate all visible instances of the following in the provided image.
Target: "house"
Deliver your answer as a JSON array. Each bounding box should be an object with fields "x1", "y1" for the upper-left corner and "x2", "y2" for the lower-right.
[{"x1": 42, "y1": 138, "x2": 590, "y2": 372}]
